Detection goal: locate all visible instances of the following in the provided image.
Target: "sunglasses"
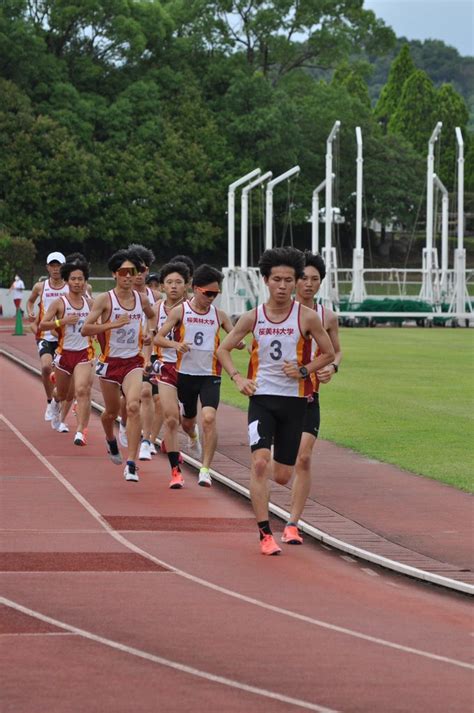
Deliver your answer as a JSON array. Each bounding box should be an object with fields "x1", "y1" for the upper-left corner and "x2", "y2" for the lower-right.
[
  {"x1": 116, "y1": 265, "x2": 147, "y2": 277},
  {"x1": 196, "y1": 287, "x2": 220, "y2": 298}
]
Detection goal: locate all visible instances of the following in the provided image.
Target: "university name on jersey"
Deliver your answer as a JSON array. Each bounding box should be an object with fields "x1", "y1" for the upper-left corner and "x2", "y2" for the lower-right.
[
  {"x1": 257, "y1": 327, "x2": 295, "y2": 336},
  {"x1": 187, "y1": 317, "x2": 216, "y2": 326}
]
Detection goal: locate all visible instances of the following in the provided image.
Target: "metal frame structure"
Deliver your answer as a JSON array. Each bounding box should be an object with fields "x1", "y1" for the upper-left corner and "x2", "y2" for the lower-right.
[
  {"x1": 241, "y1": 171, "x2": 272, "y2": 269},
  {"x1": 320, "y1": 121, "x2": 341, "y2": 307},
  {"x1": 265, "y1": 166, "x2": 300, "y2": 251},
  {"x1": 420, "y1": 122, "x2": 442, "y2": 305},
  {"x1": 227, "y1": 169, "x2": 261, "y2": 269},
  {"x1": 349, "y1": 126, "x2": 367, "y2": 304}
]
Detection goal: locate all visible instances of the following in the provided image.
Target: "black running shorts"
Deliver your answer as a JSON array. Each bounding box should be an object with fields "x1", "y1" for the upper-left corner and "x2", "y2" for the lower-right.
[
  {"x1": 36, "y1": 339, "x2": 58, "y2": 358},
  {"x1": 177, "y1": 373, "x2": 221, "y2": 419},
  {"x1": 302, "y1": 392, "x2": 320, "y2": 438},
  {"x1": 248, "y1": 395, "x2": 307, "y2": 466}
]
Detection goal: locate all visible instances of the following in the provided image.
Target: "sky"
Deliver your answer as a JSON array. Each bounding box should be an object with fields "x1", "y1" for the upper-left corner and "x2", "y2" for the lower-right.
[{"x1": 363, "y1": 0, "x2": 474, "y2": 56}]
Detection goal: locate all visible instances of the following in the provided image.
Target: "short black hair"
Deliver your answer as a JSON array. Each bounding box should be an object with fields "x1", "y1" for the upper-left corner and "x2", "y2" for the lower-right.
[
  {"x1": 108, "y1": 249, "x2": 142, "y2": 273},
  {"x1": 192, "y1": 264, "x2": 224, "y2": 288},
  {"x1": 65, "y1": 252, "x2": 88, "y2": 265},
  {"x1": 146, "y1": 273, "x2": 160, "y2": 285},
  {"x1": 61, "y1": 261, "x2": 89, "y2": 281},
  {"x1": 160, "y1": 261, "x2": 190, "y2": 284},
  {"x1": 258, "y1": 247, "x2": 305, "y2": 280},
  {"x1": 170, "y1": 254, "x2": 194, "y2": 278},
  {"x1": 302, "y1": 251, "x2": 326, "y2": 282},
  {"x1": 128, "y1": 243, "x2": 155, "y2": 267}
]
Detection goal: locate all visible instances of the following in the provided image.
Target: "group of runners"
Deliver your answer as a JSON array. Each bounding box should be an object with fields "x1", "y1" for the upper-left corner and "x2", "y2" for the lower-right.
[{"x1": 27, "y1": 245, "x2": 341, "y2": 555}]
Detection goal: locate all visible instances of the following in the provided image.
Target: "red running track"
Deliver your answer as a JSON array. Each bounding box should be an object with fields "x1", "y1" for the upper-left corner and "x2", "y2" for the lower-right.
[{"x1": 1, "y1": 356, "x2": 473, "y2": 712}]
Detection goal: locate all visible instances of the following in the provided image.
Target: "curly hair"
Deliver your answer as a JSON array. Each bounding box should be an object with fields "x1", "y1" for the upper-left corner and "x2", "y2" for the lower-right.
[{"x1": 258, "y1": 247, "x2": 305, "y2": 280}]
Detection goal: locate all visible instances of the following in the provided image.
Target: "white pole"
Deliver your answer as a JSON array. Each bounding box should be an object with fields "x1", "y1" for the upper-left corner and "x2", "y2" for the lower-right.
[
  {"x1": 355, "y1": 127, "x2": 363, "y2": 251},
  {"x1": 325, "y1": 121, "x2": 340, "y2": 262},
  {"x1": 426, "y1": 122, "x2": 442, "y2": 253},
  {"x1": 433, "y1": 174, "x2": 449, "y2": 296},
  {"x1": 351, "y1": 126, "x2": 366, "y2": 305},
  {"x1": 241, "y1": 171, "x2": 272, "y2": 269},
  {"x1": 265, "y1": 166, "x2": 300, "y2": 251},
  {"x1": 227, "y1": 169, "x2": 261, "y2": 268},
  {"x1": 311, "y1": 175, "x2": 334, "y2": 254},
  {"x1": 455, "y1": 127, "x2": 464, "y2": 252}
]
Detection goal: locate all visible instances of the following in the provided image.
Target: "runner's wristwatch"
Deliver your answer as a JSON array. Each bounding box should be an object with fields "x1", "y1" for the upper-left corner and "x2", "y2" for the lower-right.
[
  {"x1": 299, "y1": 366, "x2": 309, "y2": 378},
  {"x1": 331, "y1": 363, "x2": 339, "y2": 373}
]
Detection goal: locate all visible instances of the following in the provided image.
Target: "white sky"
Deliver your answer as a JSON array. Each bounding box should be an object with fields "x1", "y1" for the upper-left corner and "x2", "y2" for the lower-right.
[{"x1": 364, "y1": 0, "x2": 474, "y2": 56}]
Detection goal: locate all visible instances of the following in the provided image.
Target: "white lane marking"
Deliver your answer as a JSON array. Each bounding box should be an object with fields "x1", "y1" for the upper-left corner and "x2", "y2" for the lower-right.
[
  {"x1": 340, "y1": 555, "x2": 357, "y2": 563},
  {"x1": 0, "y1": 632, "x2": 75, "y2": 637},
  {"x1": 1, "y1": 412, "x2": 472, "y2": 672},
  {"x1": 0, "y1": 595, "x2": 337, "y2": 713},
  {"x1": 361, "y1": 568, "x2": 379, "y2": 577}
]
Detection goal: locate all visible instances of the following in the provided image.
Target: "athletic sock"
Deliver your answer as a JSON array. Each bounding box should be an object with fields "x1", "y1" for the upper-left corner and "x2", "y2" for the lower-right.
[
  {"x1": 286, "y1": 521, "x2": 297, "y2": 527},
  {"x1": 126, "y1": 460, "x2": 136, "y2": 474},
  {"x1": 47, "y1": 399, "x2": 52, "y2": 404},
  {"x1": 168, "y1": 452, "x2": 181, "y2": 470},
  {"x1": 107, "y1": 438, "x2": 119, "y2": 456},
  {"x1": 258, "y1": 520, "x2": 272, "y2": 540}
]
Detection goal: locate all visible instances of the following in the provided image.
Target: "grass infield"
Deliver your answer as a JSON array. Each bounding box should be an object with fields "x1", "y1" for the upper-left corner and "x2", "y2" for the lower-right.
[{"x1": 220, "y1": 328, "x2": 473, "y2": 493}]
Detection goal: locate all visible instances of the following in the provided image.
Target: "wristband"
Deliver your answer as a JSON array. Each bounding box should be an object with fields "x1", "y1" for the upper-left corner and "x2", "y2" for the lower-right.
[
  {"x1": 55, "y1": 318, "x2": 61, "y2": 328},
  {"x1": 331, "y1": 363, "x2": 339, "y2": 373},
  {"x1": 230, "y1": 371, "x2": 239, "y2": 381}
]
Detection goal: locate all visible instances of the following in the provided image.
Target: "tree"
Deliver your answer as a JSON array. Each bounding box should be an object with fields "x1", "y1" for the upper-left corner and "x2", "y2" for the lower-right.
[
  {"x1": 374, "y1": 43, "x2": 416, "y2": 128},
  {"x1": 332, "y1": 60, "x2": 372, "y2": 108},
  {"x1": 435, "y1": 83, "x2": 469, "y2": 190},
  {"x1": 388, "y1": 69, "x2": 437, "y2": 155}
]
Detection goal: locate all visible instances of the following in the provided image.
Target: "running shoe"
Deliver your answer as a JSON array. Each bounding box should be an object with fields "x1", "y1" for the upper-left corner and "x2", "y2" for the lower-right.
[
  {"x1": 281, "y1": 525, "x2": 303, "y2": 545},
  {"x1": 198, "y1": 467, "x2": 212, "y2": 488},
  {"x1": 139, "y1": 440, "x2": 152, "y2": 461},
  {"x1": 44, "y1": 402, "x2": 55, "y2": 421},
  {"x1": 106, "y1": 439, "x2": 122, "y2": 465},
  {"x1": 260, "y1": 534, "x2": 282, "y2": 556},
  {"x1": 149, "y1": 442, "x2": 157, "y2": 456},
  {"x1": 74, "y1": 432, "x2": 86, "y2": 446},
  {"x1": 169, "y1": 467, "x2": 184, "y2": 489},
  {"x1": 118, "y1": 422, "x2": 128, "y2": 447},
  {"x1": 187, "y1": 428, "x2": 202, "y2": 458},
  {"x1": 57, "y1": 422, "x2": 69, "y2": 433},
  {"x1": 124, "y1": 461, "x2": 139, "y2": 482}
]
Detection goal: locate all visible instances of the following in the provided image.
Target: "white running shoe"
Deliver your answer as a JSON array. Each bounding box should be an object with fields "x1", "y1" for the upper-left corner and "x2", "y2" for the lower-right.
[
  {"x1": 198, "y1": 468, "x2": 212, "y2": 488},
  {"x1": 74, "y1": 432, "x2": 86, "y2": 446},
  {"x1": 149, "y1": 442, "x2": 157, "y2": 456},
  {"x1": 57, "y1": 422, "x2": 69, "y2": 433},
  {"x1": 118, "y1": 422, "x2": 128, "y2": 447},
  {"x1": 187, "y1": 428, "x2": 202, "y2": 458},
  {"x1": 139, "y1": 440, "x2": 152, "y2": 461},
  {"x1": 44, "y1": 402, "x2": 55, "y2": 421},
  {"x1": 124, "y1": 462, "x2": 139, "y2": 482}
]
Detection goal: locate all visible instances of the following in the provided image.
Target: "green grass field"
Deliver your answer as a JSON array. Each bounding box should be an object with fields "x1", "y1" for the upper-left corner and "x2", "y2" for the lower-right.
[{"x1": 220, "y1": 328, "x2": 474, "y2": 492}]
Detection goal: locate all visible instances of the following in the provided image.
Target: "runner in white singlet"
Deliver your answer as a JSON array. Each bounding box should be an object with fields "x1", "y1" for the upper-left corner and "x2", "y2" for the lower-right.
[
  {"x1": 26, "y1": 252, "x2": 68, "y2": 420},
  {"x1": 217, "y1": 247, "x2": 335, "y2": 556},
  {"x1": 82, "y1": 248, "x2": 156, "y2": 482},
  {"x1": 39, "y1": 260, "x2": 94, "y2": 446}
]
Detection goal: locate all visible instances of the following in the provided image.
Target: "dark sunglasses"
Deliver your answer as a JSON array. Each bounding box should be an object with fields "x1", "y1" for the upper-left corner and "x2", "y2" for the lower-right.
[
  {"x1": 116, "y1": 266, "x2": 138, "y2": 277},
  {"x1": 196, "y1": 287, "x2": 220, "y2": 298}
]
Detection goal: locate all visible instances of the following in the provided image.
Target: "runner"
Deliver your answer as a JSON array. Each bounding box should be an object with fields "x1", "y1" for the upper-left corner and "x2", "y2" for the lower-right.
[
  {"x1": 151, "y1": 261, "x2": 190, "y2": 488},
  {"x1": 282, "y1": 252, "x2": 343, "y2": 545},
  {"x1": 81, "y1": 249, "x2": 156, "y2": 482},
  {"x1": 126, "y1": 245, "x2": 161, "y2": 461},
  {"x1": 155, "y1": 264, "x2": 242, "y2": 487},
  {"x1": 26, "y1": 252, "x2": 68, "y2": 423},
  {"x1": 217, "y1": 247, "x2": 335, "y2": 555},
  {"x1": 39, "y1": 260, "x2": 94, "y2": 445}
]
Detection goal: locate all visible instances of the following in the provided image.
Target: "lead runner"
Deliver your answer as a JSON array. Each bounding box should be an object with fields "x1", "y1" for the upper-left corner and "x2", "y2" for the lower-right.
[{"x1": 217, "y1": 247, "x2": 335, "y2": 556}]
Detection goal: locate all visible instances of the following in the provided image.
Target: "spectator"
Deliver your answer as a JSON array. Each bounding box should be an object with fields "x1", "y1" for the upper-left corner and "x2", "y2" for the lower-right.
[{"x1": 8, "y1": 274, "x2": 25, "y2": 313}]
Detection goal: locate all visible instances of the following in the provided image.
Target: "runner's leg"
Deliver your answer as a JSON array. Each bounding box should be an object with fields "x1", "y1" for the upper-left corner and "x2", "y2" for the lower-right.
[
  {"x1": 121, "y1": 369, "x2": 144, "y2": 463},
  {"x1": 73, "y1": 362, "x2": 93, "y2": 433}
]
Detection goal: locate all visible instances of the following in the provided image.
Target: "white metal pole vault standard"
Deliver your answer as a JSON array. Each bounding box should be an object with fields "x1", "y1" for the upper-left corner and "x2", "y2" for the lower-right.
[
  {"x1": 311, "y1": 175, "x2": 334, "y2": 254},
  {"x1": 241, "y1": 171, "x2": 272, "y2": 269},
  {"x1": 450, "y1": 127, "x2": 471, "y2": 317},
  {"x1": 433, "y1": 174, "x2": 449, "y2": 297},
  {"x1": 321, "y1": 120, "x2": 340, "y2": 307},
  {"x1": 350, "y1": 126, "x2": 366, "y2": 304},
  {"x1": 265, "y1": 166, "x2": 300, "y2": 251},
  {"x1": 421, "y1": 122, "x2": 442, "y2": 304},
  {"x1": 227, "y1": 169, "x2": 261, "y2": 268}
]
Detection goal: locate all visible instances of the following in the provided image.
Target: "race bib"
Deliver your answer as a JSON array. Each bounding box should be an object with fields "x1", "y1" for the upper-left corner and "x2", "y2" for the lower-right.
[{"x1": 95, "y1": 361, "x2": 108, "y2": 377}]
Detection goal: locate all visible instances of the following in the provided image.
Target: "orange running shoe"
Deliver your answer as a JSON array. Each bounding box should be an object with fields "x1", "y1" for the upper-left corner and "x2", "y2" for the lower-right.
[
  {"x1": 169, "y1": 467, "x2": 184, "y2": 489},
  {"x1": 260, "y1": 534, "x2": 282, "y2": 556},
  {"x1": 281, "y1": 525, "x2": 303, "y2": 545}
]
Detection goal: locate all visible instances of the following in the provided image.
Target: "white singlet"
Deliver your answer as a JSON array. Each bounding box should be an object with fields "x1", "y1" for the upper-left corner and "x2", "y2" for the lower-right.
[
  {"x1": 100, "y1": 289, "x2": 144, "y2": 360},
  {"x1": 56, "y1": 296, "x2": 93, "y2": 354},
  {"x1": 247, "y1": 301, "x2": 312, "y2": 398},
  {"x1": 310, "y1": 303, "x2": 326, "y2": 393},
  {"x1": 37, "y1": 279, "x2": 69, "y2": 342},
  {"x1": 154, "y1": 301, "x2": 177, "y2": 364},
  {"x1": 175, "y1": 301, "x2": 221, "y2": 376}
]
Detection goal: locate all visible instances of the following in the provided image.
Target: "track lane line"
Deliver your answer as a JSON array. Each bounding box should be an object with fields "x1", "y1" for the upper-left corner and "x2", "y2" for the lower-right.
[
  {"x1": 1, "y1": 595, "x2": 338, "y2": 713},
  {"x1": 1, "y1": 411, "x2": 472, "y2": 671}
]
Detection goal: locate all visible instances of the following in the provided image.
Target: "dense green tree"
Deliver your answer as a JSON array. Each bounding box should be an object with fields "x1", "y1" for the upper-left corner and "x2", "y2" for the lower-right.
[
  {"x1": 435, "y1": 84, "x2": 469, "y2": 189},
  {"x1": 388, "y1": 69, "x2": 437, "y2": 155},
  {"x1": 332, "y1": 60, "x2": 372, "y2": 108},
  {"x1": 374, "y1": 43, "x2": 416, "y2": 127}
]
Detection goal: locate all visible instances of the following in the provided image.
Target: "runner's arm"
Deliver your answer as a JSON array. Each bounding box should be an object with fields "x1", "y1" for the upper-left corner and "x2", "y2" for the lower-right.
[
  {"x1": 316, "y1": 311, "x2": 342, "y2": 383},
  {"x1": 39, "y1": 298, "x2": 66, "y2": 331},
  {"x1": 217, "y1": 311, "x2": 257, "y2": 395},
  {"x1": 81, "y1": 294, "x2": 130, "y2": 336},
  {"x1": 26, "y1": 282, "x2": 42, "y2": 320},
  {"x1": 218, "y1": 309, "x2": 246, "y2": 349},
  {"x1": 154, "y1": 304, "x2": 190, "y2": 353}
]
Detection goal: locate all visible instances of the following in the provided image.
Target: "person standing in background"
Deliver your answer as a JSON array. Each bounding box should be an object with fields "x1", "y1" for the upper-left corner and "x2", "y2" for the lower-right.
[{"x1": 8, "y1": 275, "x2": 25, "y2": 313}]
